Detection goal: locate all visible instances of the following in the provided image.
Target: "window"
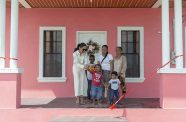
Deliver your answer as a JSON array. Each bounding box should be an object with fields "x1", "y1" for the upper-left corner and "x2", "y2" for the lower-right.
[
  {"x1": 38, "y1": 27, "x2": 66, "y2": 82},
  {"x1": 118, "y1": 27, "x2": 145, "y2": 82}
]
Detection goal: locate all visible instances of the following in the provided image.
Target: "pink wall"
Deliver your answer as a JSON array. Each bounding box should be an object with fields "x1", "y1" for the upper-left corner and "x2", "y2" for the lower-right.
[
  {"x1": 0, "y1": 74, "x2": 21, "y2": 108},
  {"x1": 4, "y1": 8, "x2": 186, "y2": 98},
  {"x1": 160, "y1": 74, "x2": 186, "y2": 108}
]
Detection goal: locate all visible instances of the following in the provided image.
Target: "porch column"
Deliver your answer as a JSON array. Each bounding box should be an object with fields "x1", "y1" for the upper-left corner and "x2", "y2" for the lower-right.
[
  {"x1": 0, "y1": 0, "x2": 6, "y2": 68},
  {"x1": 10, "y1": 0, "x2": 19, "y2": 68},
  {"x1": 174, "y1": 0, "x2": 183, "y2": 68},
  {"x1": 161, "y1": 0, "x2": 170, "y2": 68}
]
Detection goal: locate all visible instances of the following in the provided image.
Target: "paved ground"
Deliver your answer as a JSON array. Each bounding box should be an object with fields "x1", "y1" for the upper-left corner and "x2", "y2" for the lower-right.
[
  {"x1": 51, "y1": 116, "x2": 128, "y2": 122},
  {"x1": 1, "y1": 108, "x2": 186, "y2": 122}
]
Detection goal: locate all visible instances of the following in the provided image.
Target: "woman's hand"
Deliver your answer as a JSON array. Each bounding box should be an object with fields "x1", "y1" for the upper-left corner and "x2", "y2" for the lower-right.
[
  {"x1": 84, "y1": 65, "x2": 89, "y2": 70},
  {"x1": 109, "y1": 73, "x2": 112, "y2": 78},
  {"x1": 118, "y1": 73, "x2": 123, "y2": 77},
  {"x1": 104, "y1": 83, "x2": 109, "y2": 89}
]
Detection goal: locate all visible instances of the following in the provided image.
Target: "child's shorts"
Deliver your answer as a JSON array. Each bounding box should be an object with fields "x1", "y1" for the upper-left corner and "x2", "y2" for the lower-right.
[{"x1": 91, "y1": 85, "x2": 102, "y2": 100}]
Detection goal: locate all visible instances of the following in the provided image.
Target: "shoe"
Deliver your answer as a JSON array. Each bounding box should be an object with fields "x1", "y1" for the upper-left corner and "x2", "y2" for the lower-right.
[
  {"x1": 76, "y1": 98, "x2": 80, "y2": 105},
  {"x1": 80, "y1": 97, "x2": 85, "y2": 105}
]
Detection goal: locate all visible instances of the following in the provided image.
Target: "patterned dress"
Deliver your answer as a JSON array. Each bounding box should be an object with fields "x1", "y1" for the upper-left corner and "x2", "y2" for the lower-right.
[{"x1": 113, "y1": 55, "x2": 127, "y2": 93}]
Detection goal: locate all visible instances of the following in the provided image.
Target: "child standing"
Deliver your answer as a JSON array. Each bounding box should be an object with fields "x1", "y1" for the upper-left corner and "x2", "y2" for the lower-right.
[
  {"x1": 86, "y1": 55, "x2": 95, "y2": 100},
  {"x1": 108, "y1": 71, "x2": 121, "y2": 105},
  {"x1": 87, "y1": 64, "x2": 103, "y2": 106}
]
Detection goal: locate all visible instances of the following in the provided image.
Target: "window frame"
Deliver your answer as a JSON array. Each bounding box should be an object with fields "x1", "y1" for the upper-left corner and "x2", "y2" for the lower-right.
[
  {"x1": 38, "y1": 27, "x2": 66, "y2": 82},
  {"x1": 117, "y1": 26, "x2": 145, "y2": 83}
]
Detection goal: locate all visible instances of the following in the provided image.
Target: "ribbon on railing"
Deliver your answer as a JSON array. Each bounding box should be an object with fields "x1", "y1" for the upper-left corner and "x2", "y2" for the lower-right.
[
  {"x1": 157, "y1": 54, "x2": 183, "y2": 71},
  {"x1": 0, "y1": 57, "x2": 18, "y2": 60}
]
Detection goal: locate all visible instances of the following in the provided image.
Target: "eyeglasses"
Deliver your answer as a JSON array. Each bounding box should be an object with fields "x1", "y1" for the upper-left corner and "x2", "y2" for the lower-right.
[{"x1": 83, "y1": 49, "x2": 87, "y2": 51}]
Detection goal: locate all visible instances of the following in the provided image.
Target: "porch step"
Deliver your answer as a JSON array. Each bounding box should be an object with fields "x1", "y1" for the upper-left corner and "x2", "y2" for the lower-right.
[{"x1": 51, "y1": 116, "x2": 128, "y2": 122}]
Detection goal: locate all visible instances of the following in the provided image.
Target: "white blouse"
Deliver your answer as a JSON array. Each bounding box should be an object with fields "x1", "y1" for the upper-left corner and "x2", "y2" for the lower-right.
[
  {"x1": 73, "y1": 51, "x2": 88, "y2": 69},
  {"x1": 98, "y1": 53, "x2": 113, "y2": 71}
]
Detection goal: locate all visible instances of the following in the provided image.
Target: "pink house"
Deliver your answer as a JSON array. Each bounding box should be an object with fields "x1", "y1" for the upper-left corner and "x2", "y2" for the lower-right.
[{"x1": 0, "y1": 0, "x2": 186, "y2": 122}]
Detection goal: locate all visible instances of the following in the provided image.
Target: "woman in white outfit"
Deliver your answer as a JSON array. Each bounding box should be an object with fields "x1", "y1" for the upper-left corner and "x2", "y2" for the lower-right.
[{"x1": 73, "y1": 43, "x2": 88, "y2": 104}]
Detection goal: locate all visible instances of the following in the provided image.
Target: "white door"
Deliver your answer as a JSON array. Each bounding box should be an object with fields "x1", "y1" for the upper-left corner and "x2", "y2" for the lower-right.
[{"x1": 77, "y1": 31, "x2": 107, "y2": 62}]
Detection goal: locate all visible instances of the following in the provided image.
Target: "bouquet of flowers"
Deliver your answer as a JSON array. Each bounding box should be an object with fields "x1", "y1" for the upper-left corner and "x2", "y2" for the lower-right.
[
  {"x1": 89, "y1": 65, "x2": 95, "y2": 72},
  {"x1": 87, "y1": 40, "x2": 100, "y2": 56}
]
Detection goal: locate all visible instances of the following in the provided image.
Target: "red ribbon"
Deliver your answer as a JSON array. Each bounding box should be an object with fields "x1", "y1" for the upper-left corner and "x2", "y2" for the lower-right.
[
  {"x1": 0, "y1": 57, "x2": 18, "y2": 60},
  {"x1": 157, "y1": 55, "x2": 183, "y2": 71},
  {"x1": 109, "y1": 55, "x2": 184, "y2": 110}
]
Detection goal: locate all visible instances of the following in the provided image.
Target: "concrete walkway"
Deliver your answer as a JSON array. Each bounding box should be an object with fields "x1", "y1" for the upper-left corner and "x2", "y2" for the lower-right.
[{"x1": 51, "y1": 116, "x2": 128, "y2": 122}]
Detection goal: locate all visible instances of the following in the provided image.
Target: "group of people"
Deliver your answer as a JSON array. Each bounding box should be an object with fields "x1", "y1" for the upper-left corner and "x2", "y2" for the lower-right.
[{"x1": 72, "y1": 43, "x2": 127, "y2": 106}]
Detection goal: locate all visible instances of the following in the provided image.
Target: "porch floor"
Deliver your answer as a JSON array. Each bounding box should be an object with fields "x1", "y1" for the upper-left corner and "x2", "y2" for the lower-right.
[{"x1": 21, "y1": 98, "x2": 160, "y2": 108}]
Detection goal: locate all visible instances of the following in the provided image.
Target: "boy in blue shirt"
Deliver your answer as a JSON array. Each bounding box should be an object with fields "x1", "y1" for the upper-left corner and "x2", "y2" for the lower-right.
[
  {"x1": 108, "y1": 71, "x2": 121, "y2": 105},
  {"x1": 86, "y1": 55, "x2": 95, "y2": 100}
]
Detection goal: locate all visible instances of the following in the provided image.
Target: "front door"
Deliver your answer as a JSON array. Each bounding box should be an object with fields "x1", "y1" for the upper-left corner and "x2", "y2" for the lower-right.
[{"x1": 76, "y1": 31, "x2": 107, "y2": 62}]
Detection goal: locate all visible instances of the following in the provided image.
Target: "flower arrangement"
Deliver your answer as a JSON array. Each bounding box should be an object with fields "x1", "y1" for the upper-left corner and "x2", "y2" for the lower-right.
[{"x1": 86, "y1": 40, "x2": 100, "y2": 56}]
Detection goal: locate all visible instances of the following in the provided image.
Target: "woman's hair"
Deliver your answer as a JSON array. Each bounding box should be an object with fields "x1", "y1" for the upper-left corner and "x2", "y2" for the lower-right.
[
  {"x1": 102, "y1": 45, "x2": 108, "y2": 49},
  {"x1": 101, "y1": 45, "x2": 109, "y2": 63},
  {"x1": 74, "y1": 43, "x2": 87, "y2": 52},
  {"x1": 117, "y1": 46, "x2": 124, "y2": 55},
  {"x1": 89, "y1": 54, "x2": 95, "y2": 58},
  {"x1": 117, "y1": 46, "x2": 123, "y2": 51}
]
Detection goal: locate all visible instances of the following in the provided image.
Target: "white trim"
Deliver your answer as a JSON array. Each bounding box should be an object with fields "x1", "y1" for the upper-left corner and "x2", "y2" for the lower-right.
[
  {"x1": 10, "y1": 0, "x2": 19, "y2": 68},
  {"x1": 0, "y1": 0, "x2": 6, "y2": 68},
  {"x1": 38, "y1": 26, "x2": 66, "y2": 83},
  {"x1": 157, "y1": 68, "x2": 186, "y2": 74},
  {"x1": 152, "y1": 0, "x2": 162, "y2": 8},
  {"x1": 0, "y1": 68, "x2": 23, "y2": 73},
  {"x1": 76, "y1": 31, "x2": 107, "y2": 45},
  {"x1": 19, "y1": 0, "x2": 31, "y2": 8},
  {"x1": 117, "y1": 26, "x2": 145, "y2": 83},
  {"x1": 174, "y1": 0, "x2": 183, "y2": 68},
  {"x1": 37, "y1": 77, "x2": 67, "y2": 83},
  {"x1": 126, "y1": 78, "x2": 145, "y2": 83}
]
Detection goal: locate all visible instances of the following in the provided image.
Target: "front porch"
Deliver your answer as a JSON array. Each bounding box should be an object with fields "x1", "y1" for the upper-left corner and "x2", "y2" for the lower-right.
[
  {"x1": 1, "y1": 0, "x2": 186, "y2": 122},
  {"x1": 21, "y1": 98, "x2": 160, "y2": 108}
]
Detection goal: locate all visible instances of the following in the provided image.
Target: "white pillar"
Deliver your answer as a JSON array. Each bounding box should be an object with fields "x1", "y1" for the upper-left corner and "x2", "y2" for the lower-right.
[
  {"x1": 162, "y1": 0, "x2": 170, "y2": 68},
  {"x1": 10, "y1": 0, "x2": 19, "y2": 68},
  {"x1": 0, "y1": 0, "x2": 6, "y2": 68},
  {"x1": 174, "y1": 0, "x2": 183, "y2": 68}
]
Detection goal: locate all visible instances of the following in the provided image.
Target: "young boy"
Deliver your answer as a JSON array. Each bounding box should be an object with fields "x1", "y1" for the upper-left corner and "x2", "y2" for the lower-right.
[
  {"x1": 86, "y1": 55, "x2": 95, "y2": 100},
  {"x1": 108, "y1": 71, "x2": 121, "y2": 105}
]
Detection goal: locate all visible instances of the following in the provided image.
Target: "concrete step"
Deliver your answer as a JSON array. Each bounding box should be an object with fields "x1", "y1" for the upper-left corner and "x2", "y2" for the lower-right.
[{"x1": 51, "y1": 116, "x2": 128, "y2": 122}]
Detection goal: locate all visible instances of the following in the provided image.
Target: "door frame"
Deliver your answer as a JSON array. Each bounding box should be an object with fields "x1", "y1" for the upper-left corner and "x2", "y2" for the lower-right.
[{"x1": 76, "y1": 31, "x2": 107, "y2": 45}]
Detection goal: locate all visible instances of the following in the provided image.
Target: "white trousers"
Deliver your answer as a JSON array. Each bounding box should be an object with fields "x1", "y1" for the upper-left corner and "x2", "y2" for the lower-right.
[{"x1": 73, "y1": 65, "x2": 87, "y2": 97}]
